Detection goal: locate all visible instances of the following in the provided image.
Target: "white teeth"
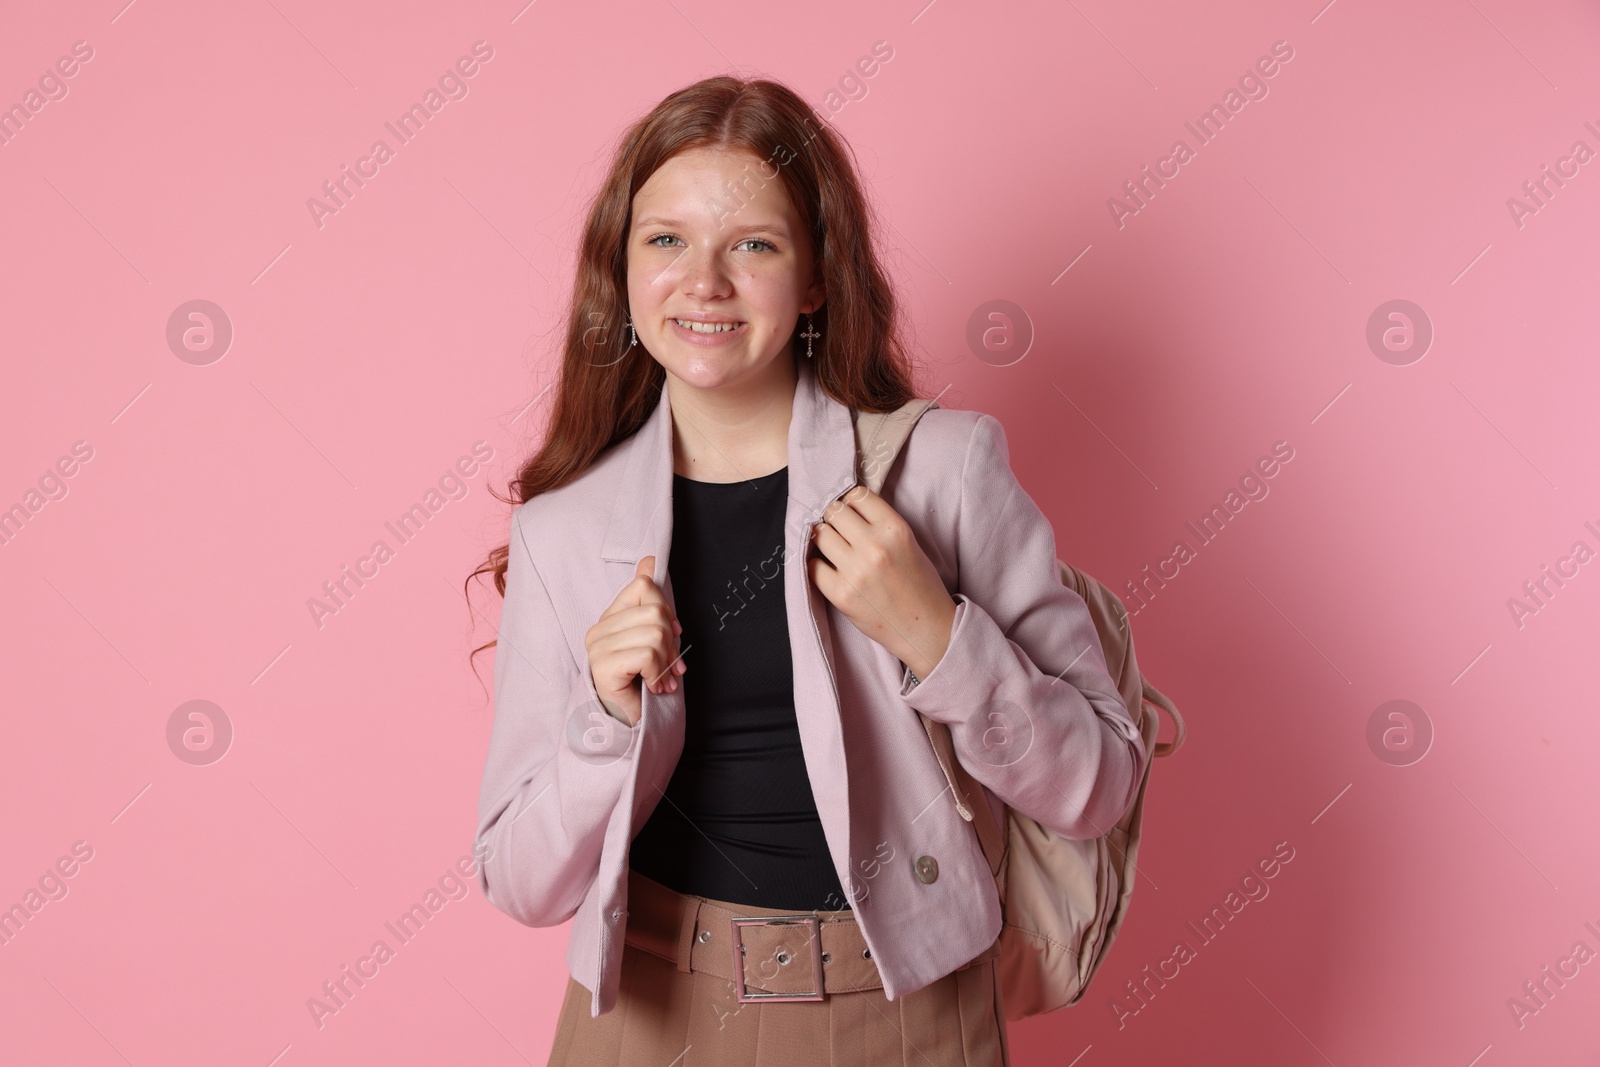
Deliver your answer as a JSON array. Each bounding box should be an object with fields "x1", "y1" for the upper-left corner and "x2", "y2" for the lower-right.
[{"x1": 674, "y1": 318, "x2": 741, "y2": 334}]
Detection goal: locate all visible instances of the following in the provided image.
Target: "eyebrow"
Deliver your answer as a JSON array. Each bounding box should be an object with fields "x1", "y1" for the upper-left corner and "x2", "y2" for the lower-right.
[{"x1": 633, "y1": 215, "x2": 789, "y2": 237}]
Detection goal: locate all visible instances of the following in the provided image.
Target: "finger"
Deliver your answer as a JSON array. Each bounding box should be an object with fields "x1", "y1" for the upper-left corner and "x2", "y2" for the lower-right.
[
  {"x1": 812, "y1": 520, "x2": 850, "y2": 565},
  {"x1": 602, "y1": 635, "x2": 678, "y2": 692},
  {"x1": 631, "y1": 556, "x2": 670, "y2": 603},
  {"x1": 819, "y1": 495, "x2": 873, "y2": 545},
  {"x1": 812, "y1": 543, "x2": 838, "y2": 585},
  {"x1": 598, "y1": 559, "x2": 652, "y2": 627},
  {"x1": 602, "y1": 556, "x2": 668, "y2": 620},
  {"x1": 832, "y1": 485, "x2": 896, "y2": 527},
  {"x1": 806, "y1": 553, "x2": 839, "y2": 609},
  {"x1": 642, "y1": 642, "x2": 685, "y2": 688},
  {"x1": 595, "y1": 606, "x2": 680, "y2": 650},
  {"x1": 626, "y1": 646, "x2": 674, "y2": 693}
]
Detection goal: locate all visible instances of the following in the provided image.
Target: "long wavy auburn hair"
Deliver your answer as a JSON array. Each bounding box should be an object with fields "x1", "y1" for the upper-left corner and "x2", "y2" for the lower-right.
[{"x1": 466, "y1": 74, "x2": 921, "y2": 672}]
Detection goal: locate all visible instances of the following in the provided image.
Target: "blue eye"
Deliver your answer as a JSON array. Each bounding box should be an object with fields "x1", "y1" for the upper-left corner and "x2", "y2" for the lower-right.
[{"x1": 644, "y1": 234, "x2": 776, "y2": 252}]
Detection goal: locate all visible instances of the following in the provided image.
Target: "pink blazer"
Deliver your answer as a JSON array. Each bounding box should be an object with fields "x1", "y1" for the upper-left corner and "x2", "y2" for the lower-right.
[{"x1": 473, "y1": 357, "x2": 1149, "y2": 1017}]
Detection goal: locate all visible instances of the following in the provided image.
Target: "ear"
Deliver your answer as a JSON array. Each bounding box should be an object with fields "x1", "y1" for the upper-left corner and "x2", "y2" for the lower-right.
[{"x1": 802, "y1": 274, "x2": 827, "y2": 315}]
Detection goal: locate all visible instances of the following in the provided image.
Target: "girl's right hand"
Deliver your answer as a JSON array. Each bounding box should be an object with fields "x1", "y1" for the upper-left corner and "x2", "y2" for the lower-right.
[{"x1": 584, "y1": 555, "x2": 686, "y2": 727}]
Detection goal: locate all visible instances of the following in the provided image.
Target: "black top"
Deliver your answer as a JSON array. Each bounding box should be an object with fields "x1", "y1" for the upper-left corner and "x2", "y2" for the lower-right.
[{"x1": 627, "y1": 465, "x2": 848, "y2": 911}]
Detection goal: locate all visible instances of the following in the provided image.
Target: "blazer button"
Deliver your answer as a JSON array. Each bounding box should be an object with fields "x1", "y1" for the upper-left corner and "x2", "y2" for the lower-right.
[{"x1": 914, "y1": 854, "x2": 939, "y2": 884}]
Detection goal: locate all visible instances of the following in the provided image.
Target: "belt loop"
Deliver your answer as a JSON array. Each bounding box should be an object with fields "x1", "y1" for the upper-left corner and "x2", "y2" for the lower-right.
[{"x1": 674, "y1": 897, "x2": 700, "y2": 974}]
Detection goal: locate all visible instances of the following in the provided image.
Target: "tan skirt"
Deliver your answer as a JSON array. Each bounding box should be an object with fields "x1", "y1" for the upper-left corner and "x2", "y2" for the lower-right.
[{"x1": 546, "y1": 870, "x2": 1010, "y2": 1067}]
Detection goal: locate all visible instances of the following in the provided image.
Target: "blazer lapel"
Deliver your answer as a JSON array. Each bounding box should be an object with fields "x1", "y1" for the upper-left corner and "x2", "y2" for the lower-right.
[
  {"x1": 597, "y1": 358, "x2": 858, "y2": 568},
  {"x1": 592, "y1": 357, "x2": 863, "y2": 899},
  {"x1": 780, "y1": 359, "x2": 862, "y2": 903}
]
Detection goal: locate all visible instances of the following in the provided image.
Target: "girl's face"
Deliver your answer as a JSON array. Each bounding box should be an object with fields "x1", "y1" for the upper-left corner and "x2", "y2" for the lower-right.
[{"x1": 625, "y1": 145, "x2": 825, "y2": 391}]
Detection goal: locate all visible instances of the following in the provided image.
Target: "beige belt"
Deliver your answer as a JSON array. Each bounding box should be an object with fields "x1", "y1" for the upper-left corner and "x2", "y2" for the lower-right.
[{"x1": 622, "y1": 868, "x2": 1001, "y2": 1003}]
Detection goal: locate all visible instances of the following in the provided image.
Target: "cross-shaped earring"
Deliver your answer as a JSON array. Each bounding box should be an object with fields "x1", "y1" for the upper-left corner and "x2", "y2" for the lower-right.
[{"x1": 800, "y1": 313, "x2": 820, "y2": 359}]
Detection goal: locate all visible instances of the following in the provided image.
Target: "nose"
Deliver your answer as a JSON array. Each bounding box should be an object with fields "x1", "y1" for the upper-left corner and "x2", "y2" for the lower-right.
[{"x1": 678, "y1": 240, "x2": 734, "y2": 299}]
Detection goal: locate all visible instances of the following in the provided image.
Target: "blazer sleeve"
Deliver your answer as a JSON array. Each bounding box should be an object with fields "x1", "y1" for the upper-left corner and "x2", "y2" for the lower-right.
[
  {"x1": 896, "y1": 413, "x2": 1148, "y2": 840},
  {"x1": 473, "y1": 504, "x2": 640, "y2": 926}
]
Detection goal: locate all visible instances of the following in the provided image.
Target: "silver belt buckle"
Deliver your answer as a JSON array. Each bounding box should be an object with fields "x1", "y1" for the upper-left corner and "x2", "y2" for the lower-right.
[{"x1": 730, "y1": 914, "x2": 825, "y2": 1003}]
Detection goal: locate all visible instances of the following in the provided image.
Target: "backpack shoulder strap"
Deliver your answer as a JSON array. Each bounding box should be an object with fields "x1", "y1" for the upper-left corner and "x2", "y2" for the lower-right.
[
  {"x1": 1060, "y1": 560, "x2": 1187, "y2": 759},
  {"x1": 853, "y1": 397, "x2": 941, "y2": 495}
]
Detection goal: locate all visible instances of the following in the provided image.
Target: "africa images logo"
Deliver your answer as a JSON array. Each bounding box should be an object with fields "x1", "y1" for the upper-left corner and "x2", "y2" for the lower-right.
[
  {"x1": 305, "y1": 41, "x2": 495, "y2": 230},
  {"x1": 1108, "y1": 39, "x2": 1296, "y2": 229}
]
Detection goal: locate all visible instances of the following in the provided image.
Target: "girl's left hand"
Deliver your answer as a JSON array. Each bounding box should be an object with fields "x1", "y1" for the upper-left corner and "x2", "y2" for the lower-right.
[{"x1": 806, "y1": 485, "x2": 958, "y2": 682}]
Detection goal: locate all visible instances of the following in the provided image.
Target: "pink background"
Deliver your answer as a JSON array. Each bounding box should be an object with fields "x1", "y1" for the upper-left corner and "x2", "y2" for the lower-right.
[{"x1": 3, "y1": 0, "x2": 1598, "y2": 1063}]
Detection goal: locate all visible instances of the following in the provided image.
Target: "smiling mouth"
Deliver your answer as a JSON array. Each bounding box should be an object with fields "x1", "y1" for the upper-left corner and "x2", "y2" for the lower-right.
[{"x1": 672, "y1": 318, "x2": 745, "y2": 334}]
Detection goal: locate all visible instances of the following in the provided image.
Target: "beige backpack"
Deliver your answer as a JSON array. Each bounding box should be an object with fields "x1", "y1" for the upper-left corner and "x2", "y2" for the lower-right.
[{"x1": 853, "y1": 398, "x2": 1187, "y2": 1020}]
